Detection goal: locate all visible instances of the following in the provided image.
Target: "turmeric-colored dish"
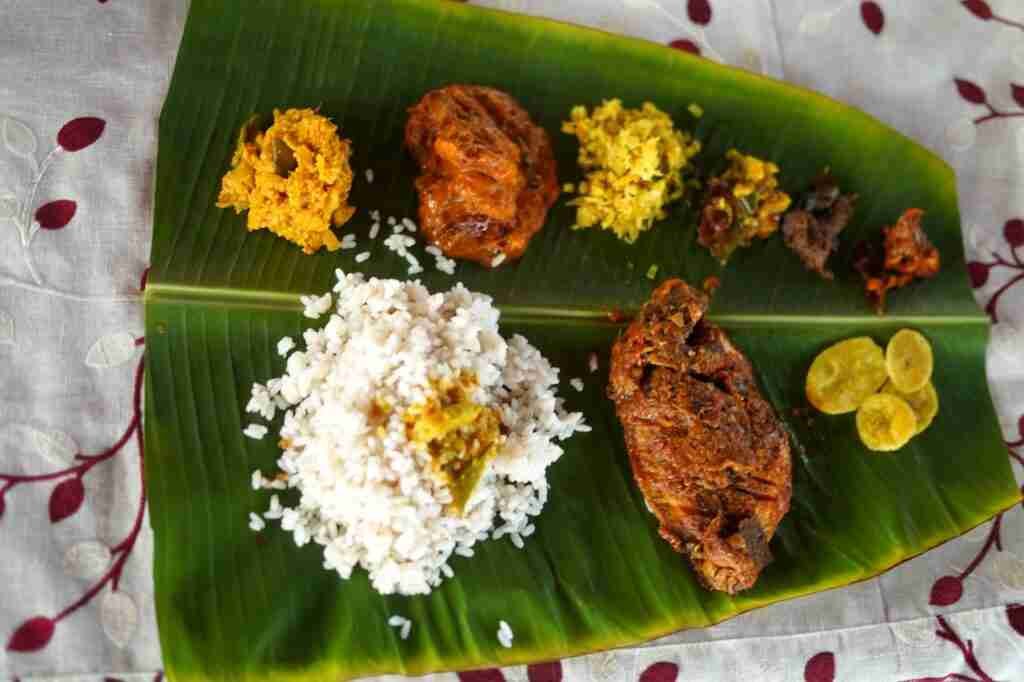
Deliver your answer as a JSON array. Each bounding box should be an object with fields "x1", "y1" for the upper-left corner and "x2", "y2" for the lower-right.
[{"x1": 217, "y1": 108, "x2": 356, "y2": 253}]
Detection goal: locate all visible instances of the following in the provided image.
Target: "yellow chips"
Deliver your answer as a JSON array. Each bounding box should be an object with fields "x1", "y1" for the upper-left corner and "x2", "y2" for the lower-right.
[
  {"x1": 856, "y1": 394, "x2": 918, "y2": 452},
  {"x1": 886, "y1": 329, "x2": 933, "y2": 392},
  {"x1": 806, "y1": 329, "x2": 939, "y2": 452},
  {"x1": 882, "y1": 381, "x2": 939, "y2": 435},
  {"x1": 805, "y1": 337, "x2": 888, "y2": 415}
]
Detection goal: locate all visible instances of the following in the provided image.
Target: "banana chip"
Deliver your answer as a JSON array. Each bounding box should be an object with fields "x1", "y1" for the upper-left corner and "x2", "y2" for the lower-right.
[
  {"x1": 882, "y1": 381, "x2": 938, "y2": 435},
  {"x1": 806, "y1": 337, "x2": 888, "y2": 414},
  {"x1": 886, "y1": 329, "x2": 933, "y2": 393},
  {"x1": 856, "y1": 393, "x2": 918, "y2": 452}
]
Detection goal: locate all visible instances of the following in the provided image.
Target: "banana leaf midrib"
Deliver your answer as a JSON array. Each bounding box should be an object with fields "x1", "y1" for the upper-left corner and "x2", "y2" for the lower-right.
[{"x1": 144, "y1": 284, "x2": 990, "y2": 326}]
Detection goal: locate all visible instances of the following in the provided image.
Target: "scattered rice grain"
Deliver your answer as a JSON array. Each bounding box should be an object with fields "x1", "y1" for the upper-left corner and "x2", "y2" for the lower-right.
[
  {"x1": 355, "y1": 251, "x2": 371, "y2": 263},
  {"x1": 243, "y1": 423, "x2": 268, "y2": 440}
]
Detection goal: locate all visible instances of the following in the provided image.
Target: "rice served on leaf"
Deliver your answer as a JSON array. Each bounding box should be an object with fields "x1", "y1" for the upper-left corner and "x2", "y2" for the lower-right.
[{"x1": 245, "y1": 270, "x2": 588, "y2": 595}]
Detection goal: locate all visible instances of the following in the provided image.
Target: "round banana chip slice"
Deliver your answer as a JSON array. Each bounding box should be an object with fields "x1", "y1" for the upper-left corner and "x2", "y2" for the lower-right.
[
  {"x1": 882, "y1": 380, "x2": 939, "y2": 435},
  {"x1": 886, "y1": 329, "x2": 933, "y2": 393},
  {"x1": 806, "y1": 337, "x2": 888, "y2": 414},
  {"x1": 856, "y1": 393, "x2": 918, "y2": 452}
]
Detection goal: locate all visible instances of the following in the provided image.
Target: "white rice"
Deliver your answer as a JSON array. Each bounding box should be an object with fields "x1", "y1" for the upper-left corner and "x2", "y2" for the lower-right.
[
  {"x1": 248, "y1": 512, "x2": 266, "y2": 532},
  {"x1": 570, "y1": 378, "x2": 584, "y2": 392},
  {"x1": 341, "y1": 233, "x2": 358, "y2": 250},
  {"x1": 277, "y1": 337, "x2": 295, "y2": 357},
  {"x1": 365, "y1": 168, "x2": 374, "y2": 184},
  {"x1": 243, "y1": 423, "x2": 268, "y2": 440},
  {"x1": 300, "y1": 293, "x2": 333, "y2": 319},
  {"x1": 588, "y1": 352, "x2": 599, "y2": 374},
  {"x1": 402, "y1": 218, "x2": 417, "y2": 233},
  {"x1": 245, "y1": 271, "x2": 587, "y2": 595},
  {"x1": 369, "y1": 222, "x2": 380, "y2": 240},
  {"x1": 491, "y1": 253, "x2": 506, "y2": 267},
  {"x1": 497, "y1": 620, "x2": 514, "y2": 648},
  {"x1": 355, "y1": 251, "x2": 371, "y2": 264}
]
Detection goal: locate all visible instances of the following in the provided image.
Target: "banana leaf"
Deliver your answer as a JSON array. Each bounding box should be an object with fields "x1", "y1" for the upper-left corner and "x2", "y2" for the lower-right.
[{"x1": 145, "y1": 0, "x2": 1021, "y2": 680}]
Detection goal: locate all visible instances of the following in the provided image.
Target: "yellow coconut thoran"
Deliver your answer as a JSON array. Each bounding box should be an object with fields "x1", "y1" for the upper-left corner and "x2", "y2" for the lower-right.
[
  {"x1": 217, "y1": 108, "x2": 356, "y2": 253},
  {"x1": 698, "y1": 149, "x2": 790, "y2": 262},
  {"x1": 562, "y1": 99, "x2": 701, "y2": 243}
]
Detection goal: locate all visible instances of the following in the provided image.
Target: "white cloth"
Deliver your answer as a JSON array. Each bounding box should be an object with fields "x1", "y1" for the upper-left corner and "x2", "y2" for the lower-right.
[{"x1": 1, "y1": 1, "x2": 1022, "y2": 680}]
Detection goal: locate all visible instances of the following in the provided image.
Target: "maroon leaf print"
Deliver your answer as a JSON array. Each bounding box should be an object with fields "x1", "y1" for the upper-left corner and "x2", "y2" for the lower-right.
[
  {"x1": 0, "y1": 494, "x2": 5, "y2": 518},
  {"x1": 458, "y1": 670, "x2": 505, "y2": 682},
  {"x1": 1009, "y1": 603, "x2": 1024, "y2": 636},
  {"x1": 930, "y1": 575, "x2": 964, "y2": 606},
  {"x1": 860, "y1": 2, "x2": 884, "y2": 34},
  {"x1": 139, "y1": 267, "x2": 150, "y2": 292},
  {"x1": 955, "y1": 78, "x2": 988, "y2": 105},
  {"x1": 639, "y1": 662, "x2": 679, "y2": 682},
  {"x1": 35, "y1": 199, "x2": 77, "y2": 230},
  {"x1": 527, "y1": 662, "x2": 563, "y2": 682},
  {"x1": 962, "y1": 0, "x2": 993, "y2": 20},
  {"x1": 6, "y1": 616, "x2": 55, "y2": 652},
  {"x1": 669, "y1": 38, "x2": 701, "y2": 56},
  {"x1": 804, "y1": 652, "x2": 836, "y2": 682},
  {"x1": 57, "y1": 117, "x2": 105, "y2": 152},
  {"x1": 1006, "y1": 218, "x2": 1024, "y2": 248},
  {"x1": 49, "y1": 477, "x2": 85, "y2": 523},
  {"x1": 1010, "y1": 84, "x2": 1024, "y2": 109},
  {"x1": 687, "y1": 0, "x2": 711, "y2": 25},
  {"x1": 968, "y1": 262, "x2": 991, "y2": 288}
]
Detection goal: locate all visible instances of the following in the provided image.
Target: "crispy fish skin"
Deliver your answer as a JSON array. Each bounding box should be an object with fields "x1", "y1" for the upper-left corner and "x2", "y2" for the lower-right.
[{"x1": 608, "y1": 279, "x2": 792, "y2": 594}]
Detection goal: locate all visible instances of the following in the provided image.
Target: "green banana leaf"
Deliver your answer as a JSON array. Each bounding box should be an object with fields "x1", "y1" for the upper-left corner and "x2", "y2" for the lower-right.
[{"x1": 145, "y1": 1, "x2": 1021, "y2": 680}]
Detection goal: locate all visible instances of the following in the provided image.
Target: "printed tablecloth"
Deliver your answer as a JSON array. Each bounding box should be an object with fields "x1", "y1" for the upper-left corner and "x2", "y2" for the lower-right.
[{"x1": 2, "y1": 1, "x2": 1023, "y2": 680}]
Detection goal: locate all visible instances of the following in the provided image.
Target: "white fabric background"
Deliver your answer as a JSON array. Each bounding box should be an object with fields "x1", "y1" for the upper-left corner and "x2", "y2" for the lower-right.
[{"x1": 1, "y1": 1, "x2": 1022, "y2": 680}]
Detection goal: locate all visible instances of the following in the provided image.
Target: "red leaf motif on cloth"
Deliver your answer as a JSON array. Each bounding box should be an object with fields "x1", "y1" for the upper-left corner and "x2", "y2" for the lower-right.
[
  {"x1": 35, "y1": 199, "x2": 77, "y2": 229},
  {"x1": 955, "y1": 78, "x2": 988, "y2": 105},
  {"x1": 669, "y1": 39, "x2": 701, "y2": 55},
  {"x1": 57, "y1": 117, "x2": 105, "y2": 152},
  {"x1": 527, "y1": 662, "x2": 563, "y2": 682},
  {"x1": 968, "y1": 262, "x2": 991, "y2": 288},
  {"x1": 1008, "y1": 604, "x2": 1024, "y2": 636},
  {"x1": 962, "y1": 0, "x2": 993, "y2": 19},
  {"x1": 1006, "y1": 218, "x2": 1024, "y2": 247},
  {"x1": 6, "y1": 617, "x2": 55, "y2": 652},
  {"x1": 49, "y1": 477, "x2": 85, "y2": 523},
  {"x1": 687, "y1": 0, "x2": 712, "y2": 25},
  {"x1": 1010, "y1": 84, "x2": 1024, "y2": 109},
  {"x1": 0, "y1": 494, "x2": 5, "y2": 519},
  {"x1": 458, "y1": 670, "x2": 505, "y2": 682},
  {"x1": 804, "y1": 652, "x2": 836, "y2": 682},
  {"x1": 139, "y1": 267, "x2": 150, "y2": 292},
  {"x1": 639, "y1": 662, "x2": 679, "y2": 682},
  {"x1": 930, "y1": 575, "x2": 964, "y2": 606},
  {"x1": 860, "y1": 2, "x2": 884, "y2": 34}
]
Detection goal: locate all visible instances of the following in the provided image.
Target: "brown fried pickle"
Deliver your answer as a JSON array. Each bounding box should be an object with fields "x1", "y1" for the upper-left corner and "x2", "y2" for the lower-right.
[{"x1": 782, "y1": 171, "x2": 857, "y2": 279}]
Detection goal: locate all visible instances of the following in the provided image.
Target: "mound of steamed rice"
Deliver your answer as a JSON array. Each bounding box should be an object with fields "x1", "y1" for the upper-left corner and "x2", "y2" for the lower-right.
[{"x1": 245, "y1": 270, "x2": 588, "y2": 595}]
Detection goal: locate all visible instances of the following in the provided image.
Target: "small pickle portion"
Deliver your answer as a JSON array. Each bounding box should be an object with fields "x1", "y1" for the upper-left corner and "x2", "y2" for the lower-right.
[
  {"x1": 854, "y1": 208, "x2": 940, "y2": 314},
  {"x1": 885, "y1": 329, "x2": 933, "y2": 393},
  {"x1": 404, "y1": 373, "x2": 504, "y2": 515},
  {"x1": 698, "y1": 150, "x2": 791, "y2": 263},
  {"x1": 882, "y1": 381, "x2": 939, "y2": 435},
  {"x1": 805, "y1": 337, "x2": 888, "y2": 415},
  {"x1": 856, "y1": 393, "x2": 918, "y2": 452}
]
